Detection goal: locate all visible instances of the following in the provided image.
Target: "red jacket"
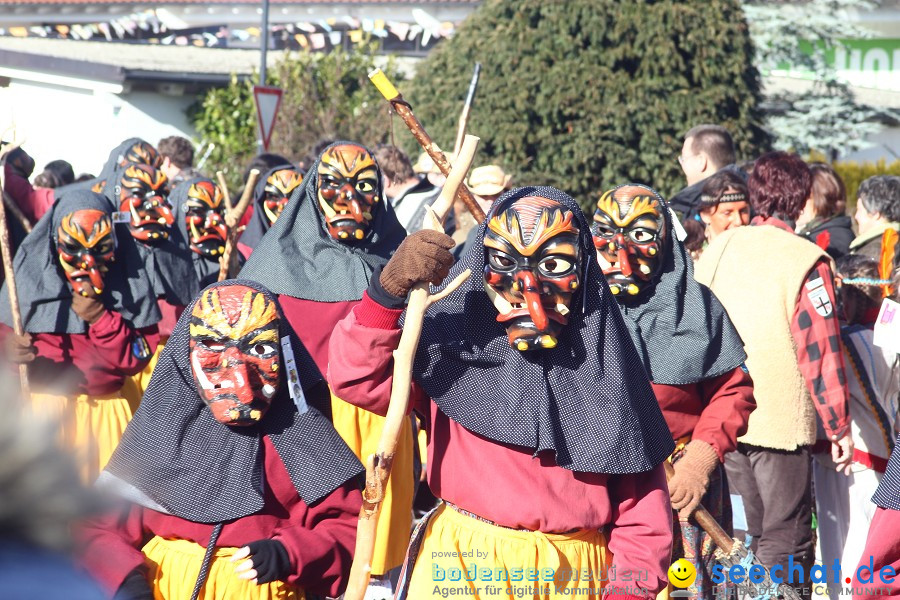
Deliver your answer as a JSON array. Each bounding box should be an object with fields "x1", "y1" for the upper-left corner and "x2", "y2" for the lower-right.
[{"x1": 326, "y1": 292, "x2": 674, "y2": 599}]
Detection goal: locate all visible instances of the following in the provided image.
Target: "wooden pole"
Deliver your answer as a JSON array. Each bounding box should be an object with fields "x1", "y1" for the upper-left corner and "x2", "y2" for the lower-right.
[
  {"x1": 452, "y1": 63, "x2": 481, "y2": 156},
  {"x1": 343, "y1": 135, "x2": 480, "y2": 600},
  {"x1": 0, "y1": 143, "x2": 30, "y2": 396},
  {"x1": 217, "y1": 169, "x2": 259, "y2": 282},
  {"x1": 368, "y1": 69, "x2": 486, "y2": 224},
  {"x1": 662, "y1": 461, "x2": 801, "y2": 600},
  {"x1": 216, "y1": 170, "x2": 234, "y2": 213}
]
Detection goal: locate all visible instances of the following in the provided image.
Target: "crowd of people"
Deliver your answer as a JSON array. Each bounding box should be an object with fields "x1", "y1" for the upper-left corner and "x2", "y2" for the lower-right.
[{"x1": 0, "y1": 125, "x2": 897, "y2": 600}]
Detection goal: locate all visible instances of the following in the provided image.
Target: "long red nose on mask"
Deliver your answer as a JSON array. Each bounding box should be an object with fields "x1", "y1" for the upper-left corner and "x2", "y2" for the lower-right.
[
  {"x1": 517, "y1": 270, "x2": 549, "y2": 330},
  {"x1": 614, "y1": 234, "x2": 632, "y2": 277},
  {"x1": 349, "y1": 198, "x2": 365, "y2": 224}
]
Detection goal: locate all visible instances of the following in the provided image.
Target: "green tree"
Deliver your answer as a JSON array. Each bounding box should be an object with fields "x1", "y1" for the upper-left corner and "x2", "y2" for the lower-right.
[
  {"x1": 405, "y1": 0, "x2": 768, "y2": 211},
  {"x1": 191, "y1": 41, "x2": 402, "y2": 192}
]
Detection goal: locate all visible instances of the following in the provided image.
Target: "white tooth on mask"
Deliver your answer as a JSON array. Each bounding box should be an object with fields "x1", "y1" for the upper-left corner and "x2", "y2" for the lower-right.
[
  {"x1": 639, "y1": 264, "x2": 651, "y2": 275},
  {"x1": 262, "y1": 384, "x2": 276, "y2": 398},
  {"x1": 191, "y1": 353, "x2": 216, "y2": 390},
  {"x1": 483, "y1": 282, "x2": 513, "y2": 315},
  {"x1": 555, "y1": 303, "x2": 570, "y2": 316}
]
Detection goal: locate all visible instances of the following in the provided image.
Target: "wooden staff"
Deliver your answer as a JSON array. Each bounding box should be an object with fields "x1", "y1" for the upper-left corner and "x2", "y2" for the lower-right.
[
  {"x1": 452, "y1": 63, "x2": 482, "y2": 156},
  {"x1": 0, "y1": 141, "x2": 30, "y2": 396},
  {"x1": 216, "y1": 170, "x2": 234, "y2": 213},
  {"x1": 343, "y1": 135, "x2": 480, "y2": 600},
  {"x1": 368, "y1": 69, "x2": 486, "y2": 223},
  {"x1": 662, "y1": 462, "x2": 800, "y2": 600},
  {"x1": 217, "y1": 169, "x2": 259, "y2": 281},
  {"x1": 2, "y1": 191, "x2": 32, "y2": 234}
]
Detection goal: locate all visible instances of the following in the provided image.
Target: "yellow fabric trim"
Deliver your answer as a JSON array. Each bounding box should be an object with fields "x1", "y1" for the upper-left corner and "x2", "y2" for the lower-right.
[
  {"x1": 142, "y1": 536, "x2": 304, "y2": 600},
  {"x1": 29, "y1": 389, "x2": 136, "y2": 484},
  {"x1": 408, "y1": 504, "x2": 610, "y2": 599},
  {"x1": 330, "y1": 391, "x2": 414, "y2": 575}
]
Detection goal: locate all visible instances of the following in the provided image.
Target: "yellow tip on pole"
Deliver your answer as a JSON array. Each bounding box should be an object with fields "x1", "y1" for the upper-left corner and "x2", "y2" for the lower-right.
[{"x1": 368, "y1": 68, "x2": 400, "y2": 101}]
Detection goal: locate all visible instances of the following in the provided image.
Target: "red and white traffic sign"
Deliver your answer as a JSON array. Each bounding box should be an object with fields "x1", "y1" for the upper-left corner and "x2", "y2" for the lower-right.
[{"x1": 253, "y1": 85, "x2": 283, "y2": 151}]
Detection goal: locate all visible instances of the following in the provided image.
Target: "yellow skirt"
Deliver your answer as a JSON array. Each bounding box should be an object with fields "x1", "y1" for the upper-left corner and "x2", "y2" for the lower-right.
[
  {"x1": 406, "y1": 504, "x2": 610, "y2": 599},
  {"x1": 330, "y1": 391, "x2": 414, "y2": 576},
  {"x1": 142, "y1": 536, "x2": 304, "y2": 600},
  {"x1": 30, "y1": 389, "x2": 136, "y2": 483},
  {"x1": 124, "y1": 337, "x2": 168, "y2": 399}
]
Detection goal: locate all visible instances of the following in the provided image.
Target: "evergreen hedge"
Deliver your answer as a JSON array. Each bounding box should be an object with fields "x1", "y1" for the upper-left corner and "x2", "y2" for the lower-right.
[{"x1": 406, "y1": 0, "x2": 770, "y2": 211}]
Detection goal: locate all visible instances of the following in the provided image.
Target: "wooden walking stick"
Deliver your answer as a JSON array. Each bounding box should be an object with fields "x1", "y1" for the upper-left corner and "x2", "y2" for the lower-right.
[
  {"x1": 343, "y1": 135, "x2": 480, "y2": 600},
  {"x1": 663, "y1": 462, "x2": 801, "y2": 600},
  {"x1": 216, "y1": 170, "x2": 234, "y2": 213},
  {"x1": 217, "y1": 169, "x2": 259, "y2": 281},
  {"x1": 368, "y1": 68, "x2": 486, "y2": 223},
  {"x1": 0, "y1": 139, "x2": 30, "y2": 397},
  {"x1": 452, "y1": 63, "x2": 482, "y2": 156}
]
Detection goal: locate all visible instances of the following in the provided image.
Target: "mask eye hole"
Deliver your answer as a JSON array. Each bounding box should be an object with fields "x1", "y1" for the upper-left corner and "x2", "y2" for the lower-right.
[
  {"x1": 199, "y1": 337, "x2": 226, "y2": 351},
  {"x1": 487, "y1": 250, "x2": 516, "y2": 272},
  {"x1": 356, "y1": 179, "x2": 375, "y2": 193},
  {"x1": 592, "y1": 223, "x2": 615, "y2": 239},
  {"x1": 249, "y1": 343, "x2": 277, "y2": 357},
  {"x1": 320, "y1": 176, "x2": 340, "y2": 190},
  {"x1": 539, "y1": 256, "x2": 574, "y2": 276},
  {"x1": 629, "y1": 229, "x2": 654, "y2": 243}
]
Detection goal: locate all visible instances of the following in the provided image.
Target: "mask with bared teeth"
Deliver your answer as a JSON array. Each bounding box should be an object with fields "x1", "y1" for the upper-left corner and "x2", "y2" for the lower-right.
[
  {"x1": 189, "y1": 284, "x2": 281, "y2": 426},
  {"x1": 483, "y1": 195, "x2": 581, "y2": 351}
]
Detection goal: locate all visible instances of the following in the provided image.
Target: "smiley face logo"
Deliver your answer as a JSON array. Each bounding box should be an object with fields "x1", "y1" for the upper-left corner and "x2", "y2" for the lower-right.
[{"x1": 668, "y1": 558, "x2": 697, "y2": 589}]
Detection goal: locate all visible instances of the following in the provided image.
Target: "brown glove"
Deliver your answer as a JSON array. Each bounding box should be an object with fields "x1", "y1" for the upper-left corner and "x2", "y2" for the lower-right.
[
  {"x1": 71, "y1": 293, "x2": 106, "y2": 325},
  {"x1": 6, "y1": 333, "x2": 35, "y2": 364},
  {"x1": 668, "y1": 439, "x2": 719, "y2": 519},
  {"x1": 380, "y1": 230, "x2": 455, "y2": 298}
]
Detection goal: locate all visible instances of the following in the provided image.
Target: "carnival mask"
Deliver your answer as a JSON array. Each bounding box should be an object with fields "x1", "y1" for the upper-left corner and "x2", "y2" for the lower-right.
[
  {"x1": 119, "y1": 141, "x2": 162, "y2": 169},
  {"x1": 184, "y1": 180, "x2": 227, "y2": 258},
  {"x1": 56, "y1": 209, "x2": 115, "y2": 297},
  {"x1": 119, "y1": 164, "x2": 174, "y2": 243},
  {"x1": 263, "y1": 168, "x2": 303, "y2": 226},
  {"x1": 189, "y1": 285, "x2": 281, "y2": 426},
  {"x1": 316, "y1": 144, "x2": 380, "y2": 241},
  {"x1": 484, "y1": 196, "x2": 581, "y2": 351},
  {"x1": 592, "y1": 185, "x2": 667, "y2": 297}
]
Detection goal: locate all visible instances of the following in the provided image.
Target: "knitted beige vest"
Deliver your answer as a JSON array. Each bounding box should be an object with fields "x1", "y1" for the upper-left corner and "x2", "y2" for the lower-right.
[{"x1": 695, "y1": 226, "x2": 829, "y2": 450}]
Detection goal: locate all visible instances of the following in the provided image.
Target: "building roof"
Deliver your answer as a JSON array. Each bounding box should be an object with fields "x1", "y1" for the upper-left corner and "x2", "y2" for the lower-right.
[
  {"x1": 0, "y1": 0, "x2": 479, "y2": 4},
  {"x1": 0, "y1": 36, "x2": 278, "y2": 81},
  {"x1": 0, "y1": 36, "x2": 417, "y2": 89}
]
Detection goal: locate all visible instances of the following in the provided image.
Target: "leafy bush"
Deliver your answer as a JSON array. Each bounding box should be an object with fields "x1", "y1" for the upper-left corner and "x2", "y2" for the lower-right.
[
  {"x1": 404, "y1": 0, "x2": 769, "y2": 211},
  {"x1": 191, "y1": 41, "x2": 403, "y2": 192}
]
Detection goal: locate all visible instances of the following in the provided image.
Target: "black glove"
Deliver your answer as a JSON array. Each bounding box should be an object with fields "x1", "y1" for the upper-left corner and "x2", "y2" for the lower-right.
[
  {"x1": 243, "y1": 539, "x2": 291, "y2": 584},
  {"x1": 113, "y1": 568, "x2": 153, "y2": 600}
]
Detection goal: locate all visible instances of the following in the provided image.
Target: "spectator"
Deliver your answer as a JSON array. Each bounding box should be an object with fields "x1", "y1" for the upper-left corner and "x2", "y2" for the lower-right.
[
  {"x1": 850, "y1": 175, "x2": 900, "y2": 261},
  {"x1": 32, "y1": 169, "x2": 65, "y2": 190},
  {"x1": 814, "y1": 255, "x2": 899, "y2": 600},
  {"x1": 670, "y1": 124, "x2": 747, "y2": 220},
  {"x1": 157, "y1": 135, "x2": 200, "y2": 188},
  {"x1": 694, "y1": 151, "x2": 853, "y2": 590},
  {"x1": 796, "y1": 163, "x2": 854, "y2": 259},
  {"x1": 697, "y1": 170, "x2": 751, "y2": 246},
  {"x1": 38, "y1": 159, "x2": 75, "y2": 188},
  {"x1": 374, "y1": 144, "x2": 454, "y2": 234}
]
